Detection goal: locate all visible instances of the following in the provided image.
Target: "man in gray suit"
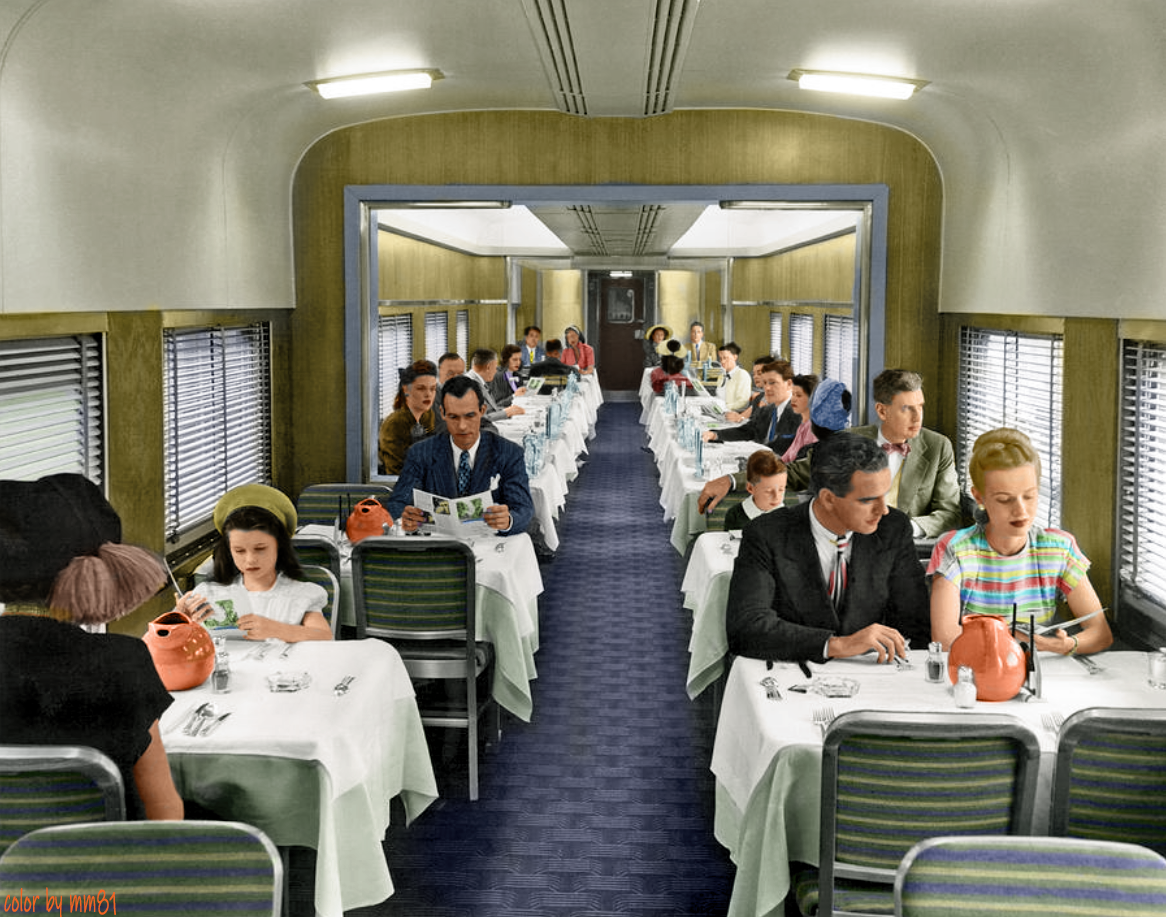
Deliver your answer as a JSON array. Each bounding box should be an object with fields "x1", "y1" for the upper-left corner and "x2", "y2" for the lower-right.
[
  {"x1": 699, "y1": 369, "x2": 962, "y2": 541},
  {"x1": 726, "y1": 433, "x2": 929, "y2": 664}
]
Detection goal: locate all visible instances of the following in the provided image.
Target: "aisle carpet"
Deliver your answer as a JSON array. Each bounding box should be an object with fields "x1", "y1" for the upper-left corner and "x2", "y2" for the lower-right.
[{"x1": 337, "y1": 400, "x2": 736, "y2": 916}]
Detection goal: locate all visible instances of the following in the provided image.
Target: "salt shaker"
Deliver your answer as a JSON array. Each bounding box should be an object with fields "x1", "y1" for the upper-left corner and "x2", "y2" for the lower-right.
[
  {"x1": 212, "y1": 636, "x2": 231, "y2": 693},
  {"x1": 926, "y1": 641, "x2": 946, "y2": 683},
  {"x1": 953, "y1": 665, "x2": 976, "y2": 707}
]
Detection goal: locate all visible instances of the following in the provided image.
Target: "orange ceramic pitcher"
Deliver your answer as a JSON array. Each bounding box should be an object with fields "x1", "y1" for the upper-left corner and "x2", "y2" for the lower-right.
[
  {"x1": 142, "y1": 610, "x2": 215, "y2": 691},
  {"x1": 947, "y1": 613, "x2": 1027, "y2": 701}
]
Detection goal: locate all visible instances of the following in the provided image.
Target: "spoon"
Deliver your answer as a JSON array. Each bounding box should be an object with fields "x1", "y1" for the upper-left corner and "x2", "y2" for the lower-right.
[{"x1": 183, "y1": 701, "x2": 216, "y2": 736}]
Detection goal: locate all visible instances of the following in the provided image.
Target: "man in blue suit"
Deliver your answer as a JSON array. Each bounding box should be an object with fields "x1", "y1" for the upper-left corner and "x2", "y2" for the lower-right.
[
  {"x1": 517, "y1": 325, "x2": 545, "y2": 371},
  {"x1": 387, "y1": 374, "x2": 534, "y2": 536}
]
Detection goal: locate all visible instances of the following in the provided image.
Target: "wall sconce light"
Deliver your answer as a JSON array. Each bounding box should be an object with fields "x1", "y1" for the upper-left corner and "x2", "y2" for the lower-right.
[
  {"x1": 307, "y1": 69, "x2": 444, "y2": 100},
  {"x1": 788, "y1": 69, "x2": 927, "y2": 100}
]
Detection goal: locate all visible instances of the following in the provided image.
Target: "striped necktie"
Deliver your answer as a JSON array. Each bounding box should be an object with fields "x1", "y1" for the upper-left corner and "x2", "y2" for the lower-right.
[
  {"x1": 829, "y1": 536, "x2": 849, "y2": 611},
  {"x1": 457, "y1": 450, "x2": 472, "y2": 496}
]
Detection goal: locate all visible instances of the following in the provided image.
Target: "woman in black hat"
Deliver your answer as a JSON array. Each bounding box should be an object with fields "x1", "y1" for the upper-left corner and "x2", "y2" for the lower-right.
[{"x1": 0, "y1": 473, "x2": 184, "y2": 820}]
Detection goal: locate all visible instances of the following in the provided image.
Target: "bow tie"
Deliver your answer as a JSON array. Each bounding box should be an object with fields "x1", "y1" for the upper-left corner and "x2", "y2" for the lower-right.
[{"x1": 882, "y1": 441, "x2": 911, "y2": 457}]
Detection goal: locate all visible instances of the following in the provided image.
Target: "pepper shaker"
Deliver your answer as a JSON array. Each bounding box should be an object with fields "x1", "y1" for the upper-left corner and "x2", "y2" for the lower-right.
[{"x1": 925, "y1": 641, "x2": 946, "y2": 683}]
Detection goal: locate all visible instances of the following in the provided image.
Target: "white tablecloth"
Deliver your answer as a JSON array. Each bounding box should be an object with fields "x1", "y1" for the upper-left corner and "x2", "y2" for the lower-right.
[
  {"x1": 162, "y1": 639, "x2": 437, "y2": 917},
  {"x1": 682, "y1": 531, "x2": 740, "y2": 698},
  {"x1": 298, "y1": 525, "x2": 544, "y2": 722},
  {"x1": 712, "y1": 651, "x2": 1166, "y2": 917}
]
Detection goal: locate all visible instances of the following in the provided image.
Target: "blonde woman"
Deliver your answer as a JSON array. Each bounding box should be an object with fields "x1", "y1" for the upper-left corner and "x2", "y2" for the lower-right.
[{"x1": 928, "y1": 427, "x2": 1112, "y2": 655}]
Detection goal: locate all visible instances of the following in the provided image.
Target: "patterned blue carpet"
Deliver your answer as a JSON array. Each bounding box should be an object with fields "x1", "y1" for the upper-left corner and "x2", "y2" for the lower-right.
[{"x1": 335, "y1": 400, "x2": 735, "y2": 916}]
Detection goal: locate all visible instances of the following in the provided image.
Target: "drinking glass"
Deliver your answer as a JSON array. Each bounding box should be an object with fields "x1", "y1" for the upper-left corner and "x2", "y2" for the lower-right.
[{"x1": 1148, "y1": 649, "x2": 1166, "y2": 689}]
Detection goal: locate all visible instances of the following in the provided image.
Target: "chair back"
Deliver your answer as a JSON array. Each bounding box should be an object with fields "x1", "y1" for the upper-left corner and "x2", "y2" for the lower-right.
[
  {"x1": 0, "y1": 820, "x2": 282, "y2": 916},
  {"x1": 1051, "y1": 706, "x2": 1166, "y2": 856},
  {"x1": 295, "y1": 483, "x2": 391, "y2": 527},
  {"x1": 895, "y1": 835, "x2": 1166, "y2": 916},
  {"x1": 0, "y1": 745, "x2": 124, "y2": 856},
  {"x1": 298, "y1": 564, "x2": 341, "y2": 636},
  {"x1": 815, "y1": 711, "x2": 1041, "y2": 915},
  {"x1": 350, "y1": 537, "x2": 476, "y2": 642},
  {"x1": 706, "y1": 489, "x2": 746, "y2": 533}
]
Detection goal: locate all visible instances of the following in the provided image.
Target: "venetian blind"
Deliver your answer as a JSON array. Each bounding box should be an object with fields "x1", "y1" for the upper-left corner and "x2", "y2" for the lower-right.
[
  {"x1": 789, "y1": 313, "x2": 813, "y2": 375},
  {"x1": 823, "y1": 314, "x2": 855, "y2": 392},
  {"x1": 378, "y1": 313, "x2": 413, "y2": 420},
  {"x1": 769, "y1": 312, "x2": 782, "y2": 358},
  {"x1": 456, "y1": 309, "x2": 470, "y2": 357},
  {"x1": 424, "y1": 312, "x2": 448, "y2": 363},
  {"x1": 1118, "y1": 338, "x2": 1166, "y2": 607},
  {"x1": 956, "y1": 326, "x2": 1063, "y2": 529},
  {"x1": 162, "y1": 324, "x2": 271, "y2": 543},
  {"x1": 0, "y1": 335, "x2": 104, "y2": 483}
]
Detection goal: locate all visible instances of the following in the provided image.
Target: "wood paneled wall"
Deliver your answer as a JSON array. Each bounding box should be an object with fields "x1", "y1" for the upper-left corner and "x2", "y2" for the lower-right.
[{"x1": 290, "y1": 109, "x2": 942, "y2": 496}]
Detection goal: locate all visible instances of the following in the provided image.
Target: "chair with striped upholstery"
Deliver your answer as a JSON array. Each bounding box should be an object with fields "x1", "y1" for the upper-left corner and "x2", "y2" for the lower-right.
[
  {"x1": 298, "y1": 563, "x2": 341, "y2": 637},
  {"x1": 0, "y1": 745, "x2": 124, "y2": 857},
  {"x1": 350, "y1": 536, "x2": 497, "y2": 800},
  {"x1": 793, "y1": 711, "x2": 1042, "y2": 916},
  {"x1": 1051, "y1": 706, "x2": 1166, "y2": 856},
  {"x1": 894, "y1": 835, "x2": 1166, "y2": 916},
  {"x1": 0, "y1": 819, "x2": 282, "y2": 916},
  {"x1": 703, "y1": 489, "x2": 746, "y2": 535},
  {"x1": 294, "y1": 483, "x2": 392, "y2": 528}
]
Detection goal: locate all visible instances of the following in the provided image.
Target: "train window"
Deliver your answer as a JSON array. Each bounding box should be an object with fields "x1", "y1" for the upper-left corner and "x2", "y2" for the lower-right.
[
  {"x1": 0, "y1": 335, "x2": 104, "y2": 483},
  {"x1": 424, "y1": 312, "x2": 448, "y2": 363},
  {"x1": 456, "y1": 310, "x2": 470, "y2": 356},
  {"x1": 956, "y1": 326, "x2": 1063, "y2": 529},
  {"x1": 769, "y1": 313, "x2": 782, "y2": 358},
  {"x1": 378, "y1": 313, "x2": 414, "y2": 420},
  {"x1": 162, "y1": 324, "x2": 272, "y2": 545},
  {"x1": 789, "y1": 313, "x2": 813, "y2": 375},
  {"x1": 1118, "y1": 339, "x2": 1166, "y2": 613},
  {"x1": 824, "y1": 315, "x2": 856, "y2": 393}
]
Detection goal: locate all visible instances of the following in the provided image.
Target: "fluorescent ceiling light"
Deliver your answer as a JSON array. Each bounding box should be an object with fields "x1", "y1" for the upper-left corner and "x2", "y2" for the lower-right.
[
  {"x1": 609, "y1": 270, "x2": 632, "y2": 278},
  {"x1": 307, "y1": 69, "x2": 443, "y2": 100},
  {"x1": 788, "y1": 69, "x2": 927, "y2": 100}
]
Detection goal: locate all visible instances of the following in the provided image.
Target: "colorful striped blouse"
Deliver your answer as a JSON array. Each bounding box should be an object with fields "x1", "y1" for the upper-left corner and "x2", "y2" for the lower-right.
[{"x1": 926, "y1": 523, "x2": 1090, "y2": 625}]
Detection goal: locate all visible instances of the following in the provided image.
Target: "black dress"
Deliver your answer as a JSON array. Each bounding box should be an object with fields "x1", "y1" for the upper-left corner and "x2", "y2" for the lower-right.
[{"x1": 0, "y1": 614, "x2": 173, "y2": 819}]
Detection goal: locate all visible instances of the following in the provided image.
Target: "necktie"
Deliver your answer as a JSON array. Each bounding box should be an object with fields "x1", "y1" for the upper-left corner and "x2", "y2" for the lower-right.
[
  {"x1": 829, "y1": 536, "x2": 849, "y2": 611},
  {"x1": 457, "y1": 450, "x2": 472, "y2": 496},
  {"x1": 767, "y1": 406, "x2": 779, "y2": 442},
  {"x1": 882, "y1": 441, "x2": 911, "y2": 456}
]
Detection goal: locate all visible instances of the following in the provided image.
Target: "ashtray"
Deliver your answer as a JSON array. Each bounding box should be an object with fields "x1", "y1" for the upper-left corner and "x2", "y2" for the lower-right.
[
  {"x1": 810, "y1": 675, "x2": 860, "y2": 698},
  {"x1": 266, "y1": 671, "x2": 312, "y2": 693}
]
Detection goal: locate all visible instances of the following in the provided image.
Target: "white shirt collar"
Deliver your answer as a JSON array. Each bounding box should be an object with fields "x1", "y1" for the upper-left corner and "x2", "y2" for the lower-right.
[{"x1": 809, "y1": 497, "x2": 851, "y2": 582}]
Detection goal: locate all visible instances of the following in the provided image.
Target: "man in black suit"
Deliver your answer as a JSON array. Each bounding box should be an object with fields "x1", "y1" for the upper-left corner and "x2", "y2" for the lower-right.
[
  {"x1": 386, "y1": 375, "x2": 533, "y2": 536},
  {"x1": 726, "y1": 432, "x2": 929, "y2": 664},
  {"x1": 526, "y1": 338, "x2": 580, "y2": 385},
  {"x1": 702, "y1": 359, "x2": 801, "y2": 455}
]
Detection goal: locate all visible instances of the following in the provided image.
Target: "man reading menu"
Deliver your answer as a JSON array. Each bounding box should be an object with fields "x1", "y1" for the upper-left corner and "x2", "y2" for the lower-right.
[{"x1": 387, "y1": 375, "x2": 533, "y2": 536}]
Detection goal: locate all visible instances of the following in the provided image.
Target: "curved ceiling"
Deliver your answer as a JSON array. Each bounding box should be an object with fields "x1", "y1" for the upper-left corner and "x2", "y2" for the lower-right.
[{"x1": 1, "y1": 1, "x2": 1164, "y2": 317}]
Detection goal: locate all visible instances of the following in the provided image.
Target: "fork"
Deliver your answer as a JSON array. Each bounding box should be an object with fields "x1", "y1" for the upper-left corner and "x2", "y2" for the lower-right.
[
  {"x1": 1074, "y1": 655, "x2": 1104, "y2": 676},
  {"x1": 812, "y1": 706, "x2": 835, "y2": 737},
  {"x1": 1042, "y1": 711, "x2": 1065, "y2": 733}
]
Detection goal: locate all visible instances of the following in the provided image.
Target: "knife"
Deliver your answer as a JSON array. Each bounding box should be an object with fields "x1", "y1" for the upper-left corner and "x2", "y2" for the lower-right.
[{"x1": 199, "y1": 712, "x2": 231, "y2": 737}]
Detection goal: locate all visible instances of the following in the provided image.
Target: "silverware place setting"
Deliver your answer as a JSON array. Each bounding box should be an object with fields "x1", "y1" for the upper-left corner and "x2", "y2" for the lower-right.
[
  {"x1": 760, "y1": 676, "x2": 782, "y2": 701},
  {"x1": 812, "y1": 706, "x2": 836, "y2": 737},
  {"x1": 182, "y1": 701, "x2": 216, "y2": 736},
  {"x1": 197, "y1": 712, "x2": 232, "y2": 737},
  {"x1": 333, "y1": 675, "x2": 356, "y2": 696}
]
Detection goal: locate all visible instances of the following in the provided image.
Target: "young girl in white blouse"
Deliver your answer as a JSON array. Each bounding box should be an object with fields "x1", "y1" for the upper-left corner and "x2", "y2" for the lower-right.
[{"x1": 176, "y1": 484, "x2": 332, "y2": 642}]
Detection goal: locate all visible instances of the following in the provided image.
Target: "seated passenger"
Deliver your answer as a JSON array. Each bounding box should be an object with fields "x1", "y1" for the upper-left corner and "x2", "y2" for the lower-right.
[
  {"x1": 715, "y1": 342, "x2": 752, "y2": 412},
  {"x1": 650, "y1": 353, "x2": 694, "y2": 394},
  {"x1": 724, "y1": 450, "x2": 787, "y2": 531},
  {"x1": 528, "y1": 338, "x2": 581, "y2": 384},
  {"x1": 726, "y1": 433, "x2": 929, "y2": 664},
  {"x1": 0, "y1": 473, "x2": 184, "y2": 820},
  {"x1": 928, "y1": 427, "x2": 1112, "y2": 655},
  {"x1": 518, "y1": 325, "x2": 545, "y2": 372},
  {"x1": 377, "y1": 359, "x2": 439, "y2": 474},
  {"x1": 702, "y1": 359, "x2": 800, "y2": 454},
  {"x1": 781, "y1": 373, "x2": 820, "y2": 464},
  {"x1": 561, "y1": 325, "x2": 595, "y2": 375},
  {"x1": 177, "y1": 484, "x2": 333, "y2": 643},
  {"x1": 490, "y1": 344, "x2": 527, "y2": 403},
  {"x1": 642, "y1": 323, "x2": 670, "y2": 367},
  {"x1": 725, "y1": 355, "x2": 775, "y2": 422}
]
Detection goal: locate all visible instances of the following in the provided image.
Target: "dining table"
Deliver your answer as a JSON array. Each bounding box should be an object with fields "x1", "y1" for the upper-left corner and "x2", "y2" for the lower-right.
[
  {"x1": 682, "y1": 529, "x2": 741, "y2": 698},
  {"x1": 162, "y1": 638, "x2": 438, "y2": 917},
  {"x1": 297, "y1": 524, "x2": 544, "y2": 722},
  {"x1": 712, "y1": 649, "x2": 1166, "y2": 917}
]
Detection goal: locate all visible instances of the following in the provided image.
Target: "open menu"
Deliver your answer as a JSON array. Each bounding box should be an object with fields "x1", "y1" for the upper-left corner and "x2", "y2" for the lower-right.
[{"x1": 412, "y1": 487, "x2": 495, "y2": 538}]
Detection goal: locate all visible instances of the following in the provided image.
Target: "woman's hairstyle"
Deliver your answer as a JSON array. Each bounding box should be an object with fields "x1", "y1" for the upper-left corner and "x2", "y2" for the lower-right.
[
  {"x1": 564, "y1": 324, "x2": 585, "y2": 343},
  {"x1": 792, "y1": 373, "x2": 819, "y2": 397},
  {"x1": 212, "y1": 505, "x2": 303, "y2": 584},
  {"x1": 393, "y1": 359, "x2": 437, "y2": 411},
  {"x1": 660, "y1": 354, "x2": 684, "y2": 375},
  {"x1": 969, "y1": 427, "x2": 1041, "y2": 493},
  {"x1": 500, "y1": 343, "x2": 521, "y2": 366},
  {"x1": 746, "y1": 449, "x2": 785, "y2": 483}
]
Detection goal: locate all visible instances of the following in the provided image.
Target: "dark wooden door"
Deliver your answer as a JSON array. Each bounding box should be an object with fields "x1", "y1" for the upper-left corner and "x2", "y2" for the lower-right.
[{"x1": 593, "y1": 272, "x2": 654, "y2": 391}]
